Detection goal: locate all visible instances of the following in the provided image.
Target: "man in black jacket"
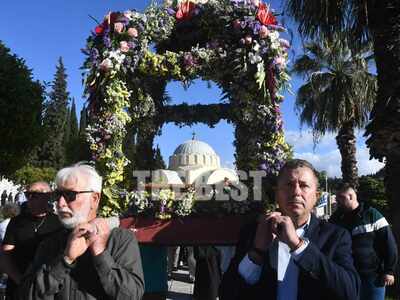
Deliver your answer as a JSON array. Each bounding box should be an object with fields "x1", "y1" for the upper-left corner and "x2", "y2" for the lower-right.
[
  {"x1": 330, "y1": 183, "x2": 398, "y2": 300},
  {"x1": 220, "y1": 159, "x2": 360, "y2": 300},
  {"x1": 1, "y1": 181, "x2": 61, "y2": 299}
]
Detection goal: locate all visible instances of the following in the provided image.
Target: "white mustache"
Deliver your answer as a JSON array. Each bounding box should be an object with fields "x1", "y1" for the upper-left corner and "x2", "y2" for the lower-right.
[{"x1": 57, "y1": 208, "x2": 73, "y2": 215}]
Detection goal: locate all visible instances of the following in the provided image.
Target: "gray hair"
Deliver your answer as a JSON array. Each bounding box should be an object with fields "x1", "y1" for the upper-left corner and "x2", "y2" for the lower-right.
[
  {"x1": 55, "y1": 163, "x2": 102, "y2": 193},
  {"x1": 277, "y1": 159, "x2": 319, "y2": 187}
]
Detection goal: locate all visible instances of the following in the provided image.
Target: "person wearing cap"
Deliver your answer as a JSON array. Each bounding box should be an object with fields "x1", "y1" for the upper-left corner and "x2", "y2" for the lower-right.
[{"x1": 19, "y1": 164, "x2": 144, "y2": 300}]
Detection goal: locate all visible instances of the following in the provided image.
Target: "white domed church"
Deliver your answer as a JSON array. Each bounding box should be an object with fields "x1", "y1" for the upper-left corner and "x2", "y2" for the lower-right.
[{"x1": 153, "y1": 137, "x2": 238, "y2": 186}]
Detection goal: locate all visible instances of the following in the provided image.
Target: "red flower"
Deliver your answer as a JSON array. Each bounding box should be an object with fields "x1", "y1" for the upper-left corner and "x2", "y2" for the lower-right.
[
  {"x1": 95, "y1": 25, "x2": 104, "y2": 35},
  {"x1": 256, "y1": 3, "x2": 277, "y2": 26},
  {"x1": 176, "y1": 1, "x2": 197, "y2": 21}
]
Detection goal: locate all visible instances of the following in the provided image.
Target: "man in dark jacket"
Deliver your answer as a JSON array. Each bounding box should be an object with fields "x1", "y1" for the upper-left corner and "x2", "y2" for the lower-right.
[
  {"x1": 220, "y1": 159, "x2": 360, "y2": 300},
  {"x1": 18, "y1": 163, "x2": 144, "y2": 300},
  {"x1": 1, "y1": 181, "x2": 61, "y2": 299},
  {"x1": 330, "y1": 183, "x2": 398, "y2": 300}
]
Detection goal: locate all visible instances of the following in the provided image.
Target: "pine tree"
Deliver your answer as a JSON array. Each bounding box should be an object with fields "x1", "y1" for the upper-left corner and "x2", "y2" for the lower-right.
[
  {"x1": 64, "y1": 106, "x2": 71, "y2": 147},
  {"x1": 65, "y1": 98, "x2": 79, "y2": 164},
  {"x1": 70, "y1": 99, "x2": 79, "y2": 141},
  {"x1": 75, "y1": 105, "x2": 91, "y2": 162},
  {"x1": 32, "y1": 57, "x2": 69, "y2": 169},
  {"x1": 154, "y1": 145, "x2": 166, "y2": 169}
]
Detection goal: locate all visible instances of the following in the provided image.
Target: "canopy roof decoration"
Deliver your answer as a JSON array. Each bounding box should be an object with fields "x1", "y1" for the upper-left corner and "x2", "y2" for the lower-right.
[{"x1": 82, "y1": 0, "x2": 291, "y2": 217}]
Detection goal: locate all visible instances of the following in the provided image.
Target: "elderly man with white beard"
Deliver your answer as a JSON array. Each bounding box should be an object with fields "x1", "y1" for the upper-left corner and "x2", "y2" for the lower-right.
[{"x1": 18, "y1": 164, "x2": 144, "y2": 300}]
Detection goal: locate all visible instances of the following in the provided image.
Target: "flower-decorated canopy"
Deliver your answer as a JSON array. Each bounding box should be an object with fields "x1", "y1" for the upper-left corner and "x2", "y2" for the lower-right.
[{"x1": 82, "y1": 0, "x2": 291, "y2": 216}]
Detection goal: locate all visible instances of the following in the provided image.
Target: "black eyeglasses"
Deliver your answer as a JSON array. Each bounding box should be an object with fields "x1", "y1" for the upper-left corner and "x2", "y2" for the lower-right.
[
  {"x1": 52, "y1": 190, "x2": 94, "y2": 203},
  {"x1": 24, "y1": 192, "x2": 52, "y2": 201}
]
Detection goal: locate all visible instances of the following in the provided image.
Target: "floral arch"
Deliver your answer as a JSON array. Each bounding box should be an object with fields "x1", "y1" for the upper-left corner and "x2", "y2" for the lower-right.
[{"x1": 82, "y1": 0, "x2": 291, "y2": 216}]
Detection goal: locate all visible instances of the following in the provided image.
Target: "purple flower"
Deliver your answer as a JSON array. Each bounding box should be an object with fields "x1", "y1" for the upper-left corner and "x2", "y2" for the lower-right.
[
  {"x1": 183, "y1": 52, "x2": 197, "y2": 67},
  {"x1": 127, "y1": 41, "x2": 136, "y2": 49},
  {"x1": 103, "y1": 36, "x2": 112, "y2": 48},
  {"x1": 207, "y1": 40, "x2": 219, "y2": 49},
  {"x1": 267, "y1": 24, "x2": 286, "y2": 32},
  {"x1": 252, "y1": 22, "x2": 262, "y2": 35},
  {"x1": 279, "y1": 38, "x2": 290, "y2": 48},
  {"x1": 166, "y1": 8, "x2": 176, "y2": 15},
  {"x1": 90, "y1": 48, "x2": 100, "y2": 64}
]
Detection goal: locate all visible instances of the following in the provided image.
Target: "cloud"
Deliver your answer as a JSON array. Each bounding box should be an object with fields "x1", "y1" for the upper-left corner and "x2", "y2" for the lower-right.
[
  {"x1": 294, "y1": 145, "x2": 384, "y2": 178},
  {"x1": 285, "y1": 130, "x2": 337, "y2": 151}
]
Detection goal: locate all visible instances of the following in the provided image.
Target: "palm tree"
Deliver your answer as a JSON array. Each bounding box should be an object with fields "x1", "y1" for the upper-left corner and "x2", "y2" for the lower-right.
[
  {"x1": 292, "y1": 35, "x2": 376, "y2": 187},
  {"x1": 284, "y1": 3, "x2": 400, "y2": 291}
]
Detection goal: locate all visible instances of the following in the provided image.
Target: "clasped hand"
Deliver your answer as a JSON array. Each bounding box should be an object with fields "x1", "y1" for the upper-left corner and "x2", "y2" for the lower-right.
[
  {"x1": 64, "y1": 218, "x2": 111, "y2": 262},
  {"x1": 254, "y1": 212, "x2": 301, "y2": 251}
]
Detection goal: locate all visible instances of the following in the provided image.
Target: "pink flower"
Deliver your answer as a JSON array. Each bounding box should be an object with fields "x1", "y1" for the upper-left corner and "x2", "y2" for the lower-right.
[
  {"x1": 232, "y1": 19, "x2": 241, "y2": 30},
  {"x1": 120, "y1": 41, "x2": 130, "y2": 52},
  {"x1": 114, "y1": 22, "x2": 124, "y2": 33},
  {"x1": 274, "y1": 56, "x2": 286, "y2": 69},
  {"x1": 245, "y1": 35, "x2": 253, "y2": 45},
  {"x1": 99, "y1": 58, "x2": 113, "y2": 71},
  {"x1": 258, "y1": 25, "x2": 269, "y2": 38},
  {"x1": 127, "y1": 27, "x2": 138, "y2": 38}
]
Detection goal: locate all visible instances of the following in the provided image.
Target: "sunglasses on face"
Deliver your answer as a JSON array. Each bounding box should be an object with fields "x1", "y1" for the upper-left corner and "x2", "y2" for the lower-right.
[
  {"x1": 24, "y1": 192, "x2": 52, "y2": 201},
  {"x1": 52, "y1": 190, "x2": 94, "y2": 203}
]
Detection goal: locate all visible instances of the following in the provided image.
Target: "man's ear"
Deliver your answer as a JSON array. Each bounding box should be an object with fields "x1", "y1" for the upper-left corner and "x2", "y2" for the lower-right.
[{"x1": 91, "y1": 192, "x2": 100, "y2": 209}]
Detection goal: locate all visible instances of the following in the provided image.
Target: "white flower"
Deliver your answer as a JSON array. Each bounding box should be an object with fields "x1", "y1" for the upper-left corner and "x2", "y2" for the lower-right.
[{"x1": 124, "y1": 11, "x2": 133, "y2": 20}]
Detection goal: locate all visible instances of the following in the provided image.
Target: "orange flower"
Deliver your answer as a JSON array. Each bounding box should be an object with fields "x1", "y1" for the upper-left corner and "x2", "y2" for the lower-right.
[
  {"x1": 256, "y1": 3, "x2": 277, "y2": 26},
  {"x1": 176, "y1": 1, "x2": 197, "y2": 21}
]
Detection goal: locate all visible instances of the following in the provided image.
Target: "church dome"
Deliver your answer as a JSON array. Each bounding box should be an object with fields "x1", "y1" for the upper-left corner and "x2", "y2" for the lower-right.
[
  {"x1": 173, "y1": 140, "x2": 217, "y2": 156},
  {"x1": 169, "y1": 139, "x2": 220, "y2": 170}
]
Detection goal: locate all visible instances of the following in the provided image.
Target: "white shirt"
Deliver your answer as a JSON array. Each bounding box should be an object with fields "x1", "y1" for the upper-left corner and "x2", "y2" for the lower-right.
[
  {"x1": 0, "y1": 218, "x2": 10, "y2": 242},
  {"x1": 238, "y1": 217, "x2": 310, "y2": 300}
]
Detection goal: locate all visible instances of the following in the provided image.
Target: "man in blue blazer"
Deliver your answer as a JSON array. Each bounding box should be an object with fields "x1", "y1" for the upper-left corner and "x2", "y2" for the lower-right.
[{"x1": 220, "y1": 159, "x2": 360, "y2": 300}]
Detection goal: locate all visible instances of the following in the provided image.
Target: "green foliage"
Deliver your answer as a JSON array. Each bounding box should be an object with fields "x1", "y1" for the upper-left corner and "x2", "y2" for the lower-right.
[
  {"x1": 0, "y1": 41, "x2": 45, "y2": 176},
  {"x1": 32, "y1": 57, "x2": 70, "y2": 169},
  {"x1": 292, "y1": 35, "x2": 376, "y2": 139},
  {"x1": 153, "y1": 145, "x2": 166, "y2": 170},
  {"x1": 358, "y1": 175, "x2": 389, "y2": 216},
  {"x1": 82, "y1": 1, "x2": 291, "y2": 216},
  {"x1": 65, "y1": 98, "x2": 80, "y2": 164},
  {"x1": 292, "y1": 35, "x2": 376, "y2": 186},
  {"x1": 12, "y1": 164, "x2": 57, "y2": 186},
  {"x1": 285, "y1": 0, "x2": 371, "y2": 45},
  {"x1": 75, "y1": 105, "x2": 91, "y2": 162}
]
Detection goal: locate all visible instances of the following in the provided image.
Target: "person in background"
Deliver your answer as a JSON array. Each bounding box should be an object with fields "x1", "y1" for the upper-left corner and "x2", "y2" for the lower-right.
[
  {"x1": 330, "y1": 183, "x2": 398, "y2": 300},
  {"x1": 1, "y1": 181, "x2": 60, "y2": 299},
  {"x1": 0, "y1": 203, "x2": 20, "y2": 243}
]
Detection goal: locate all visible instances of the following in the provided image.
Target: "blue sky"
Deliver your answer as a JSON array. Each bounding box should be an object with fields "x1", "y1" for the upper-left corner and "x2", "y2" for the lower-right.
[{"x1": 0, "y1": 0, "x2": 384, "y2": 177}]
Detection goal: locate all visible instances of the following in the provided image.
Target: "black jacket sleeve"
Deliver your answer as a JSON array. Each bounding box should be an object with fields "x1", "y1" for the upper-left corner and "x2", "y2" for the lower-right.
[
  {"x1": 375, "y1": 225, "x2": 398, "y2": 275},
  {"x1": 295, "y1": 228, "x2": 360, "y2": 300}
]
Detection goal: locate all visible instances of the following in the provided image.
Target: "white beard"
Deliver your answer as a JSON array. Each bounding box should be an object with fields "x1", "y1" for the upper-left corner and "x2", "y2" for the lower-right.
[{"x1": 57, "y1": 202, "x2": 91, "y2": 229}]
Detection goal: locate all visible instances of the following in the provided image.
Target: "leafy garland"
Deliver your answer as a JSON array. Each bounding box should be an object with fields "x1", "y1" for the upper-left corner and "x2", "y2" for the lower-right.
[{"x1": 82, "y1": 0, "x2": 291, "y2": 217}]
